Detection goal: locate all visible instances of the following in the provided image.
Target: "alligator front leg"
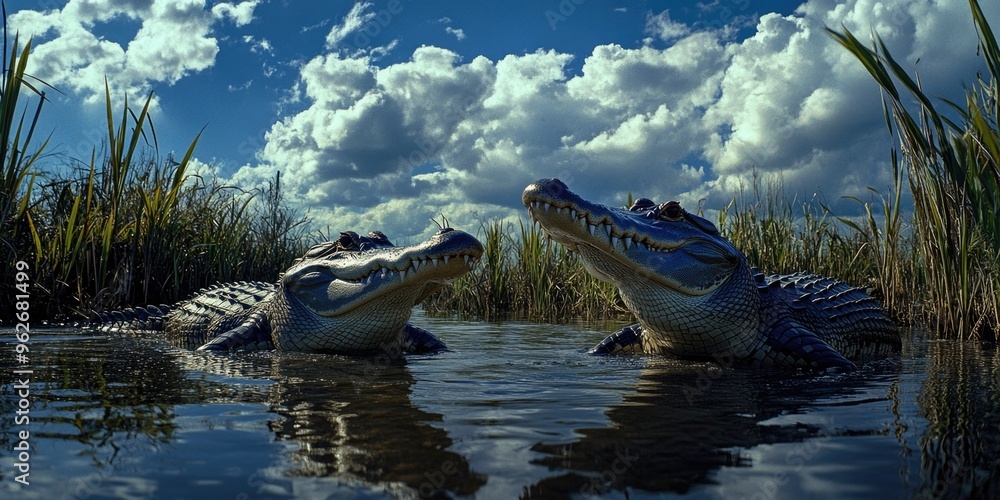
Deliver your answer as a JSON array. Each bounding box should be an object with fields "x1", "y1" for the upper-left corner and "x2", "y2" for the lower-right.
[
  {"x1": 197, "y1": 310, "x2": 275, "y2": 352},
  {"x1": 589, "y1": 323, "x2": 644, "y2": 355},
  {"x1": 401, "y1": 323, "x2": 448, "y2": 354}
]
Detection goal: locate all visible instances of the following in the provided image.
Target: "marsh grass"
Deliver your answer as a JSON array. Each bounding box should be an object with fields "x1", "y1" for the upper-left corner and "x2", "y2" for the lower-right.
[
  {"x1": 831, "y1": 0, "x2": 1000, "y2": 338},
  {"x1": 1, "y1": 35, "x2": 310, "y2": 322},
  {"x1": 423, "y1": 218, "x2": 627, "y2": 321}
]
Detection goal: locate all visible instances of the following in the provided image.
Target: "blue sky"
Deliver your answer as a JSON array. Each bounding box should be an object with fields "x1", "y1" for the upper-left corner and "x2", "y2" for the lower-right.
[{"x1": 8, "y1": 1, "x2": 999, "y2": 242}]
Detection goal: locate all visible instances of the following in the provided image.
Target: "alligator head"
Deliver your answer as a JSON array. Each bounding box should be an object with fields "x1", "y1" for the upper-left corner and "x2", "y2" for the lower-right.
[
  {"x1": 522, "y1": 178, "x2": 760, "y2": 358},
  {"x1": 272, "y1": 228, "x2": 484, "y2": 353}
]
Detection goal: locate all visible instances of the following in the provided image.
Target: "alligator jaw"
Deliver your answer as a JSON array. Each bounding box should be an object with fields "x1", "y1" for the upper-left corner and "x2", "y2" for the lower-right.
[
  {"x1": 522, "y1": 178, "x2": 738, "y2": 295},
  {"x1": 283, "y1": 228, "x2": 484, "y2": 317}
]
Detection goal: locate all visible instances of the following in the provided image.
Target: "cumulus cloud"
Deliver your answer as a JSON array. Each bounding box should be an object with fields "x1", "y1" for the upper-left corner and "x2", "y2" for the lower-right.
[
  {"x1": 9, "y1": 0, "x2": 260, "y2": 104},
  {"x1": 702, "y1": 0, "x2": 997, "y2": 205},
  {"x1": 229, "y1": 0, "x2": 998, "y2": 242}
]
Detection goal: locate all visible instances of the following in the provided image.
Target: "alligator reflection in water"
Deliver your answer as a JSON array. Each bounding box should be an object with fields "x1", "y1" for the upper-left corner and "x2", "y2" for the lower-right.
[
  {"x1": 0, "y1": 331, "x2": 484, "y2": 498},
  {"x1": 524, "y1": 335, "x2": 1000, "y2": 498},
  {"x1": 4, "y1": 327, "x2": 1000, "y2": 497},
  {"x1": 256, "y1": 353, "x2": 486, "y2": 495},
  {"x1": 526, "y1": 358, "x2": 896, "y2": 497},
  {"x1": 150, "y1": 342, "x2": 487, "y2": 497}
]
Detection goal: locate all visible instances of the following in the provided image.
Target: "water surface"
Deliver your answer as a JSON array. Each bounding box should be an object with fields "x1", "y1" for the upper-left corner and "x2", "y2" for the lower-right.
[{"x1": 2, "y1": 311, "x2": 998, "y2": 498}]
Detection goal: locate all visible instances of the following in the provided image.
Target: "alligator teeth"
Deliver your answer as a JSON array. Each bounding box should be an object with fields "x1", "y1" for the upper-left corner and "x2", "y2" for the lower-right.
[
  {"x1": 443, "y1": 255, "x2": 451, "y2": 264},
  {"x1": 462, "y1": 255, "x2": 470, "y2": 265},
  {"x1": 431, "y1": 257, "x2": 439, "y2": 268},
  {"x1": 623, "y1": 236, "x2": 632, "y2": 250},
  {"x1": 400, "y1": 268, "x2": 408, "y2": 280}
]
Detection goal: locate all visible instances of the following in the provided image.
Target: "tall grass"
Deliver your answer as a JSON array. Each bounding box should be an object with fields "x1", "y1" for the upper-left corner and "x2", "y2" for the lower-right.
[
  {"x1": 423, "y1": 218, "x2": 626, "y2": 321},
  {"x1": 718, "y1": 172, "x2": 864, "y2": 283},
  {"x1": 1, "y1": 35, "x2": 310, "y2": 322},
  {"x1": 830, "y1": 0, "x2": 1000, "y2": 338},
  {"x1": 1, "y1": 32, "x2": 47, "y2": 316}
]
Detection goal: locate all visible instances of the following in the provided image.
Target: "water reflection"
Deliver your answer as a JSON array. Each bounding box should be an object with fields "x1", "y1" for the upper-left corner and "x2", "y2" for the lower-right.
[
  {"x1": 0, "y1": 335, "x2": 202, "y2": 471},
  {"x1": 0, "y1": 330, "x2": 485, "y2": 498},
  {"x1": 255, "y1": 353, "x2": 486, "y2": 496},
  {"x1": 907, "y1": 338, "x2": 1000, "y2": 499},
  {"x1": 525, "y1": 358, "x2": 898, "y2": 497},
  {"x1": 3, "y1": 325, "x2": 1000, "y2": 498}
]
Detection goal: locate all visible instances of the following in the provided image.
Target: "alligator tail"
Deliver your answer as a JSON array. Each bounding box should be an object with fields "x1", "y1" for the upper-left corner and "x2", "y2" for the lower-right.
[{"x1": 88, "y1": 304, "x2": 172, "y2": 332}]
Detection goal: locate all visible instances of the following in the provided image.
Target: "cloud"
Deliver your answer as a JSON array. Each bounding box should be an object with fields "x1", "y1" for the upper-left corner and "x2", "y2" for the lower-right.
[
  {"x1": 17, "y1": 1, "x2": 994, "y2": 243},
  {"x1": 234, "y1": 46, "x2": 497, "y2": 211},
  {"x1": 243, "y1": 35, "x2": 274, "y2": 54},
  {"x1": 212, "y1": 1, "x2": 260, "y2": 27},
  {"x1": 9, "y1": 0, "x2": 260, "y2": 104},
  {"x1": 445, "y1": 27, "x2": 466, "y2": 41},
  {"x1": 229, "y1": 0, "x2": 1000, "y2": 243},
  {"x1": 702, "y1": 0, "x2": 998, "y2": 206},
  {"x1": 324, "y1": 2, "x2": 375, "y2": 50},
  {"x1": 645, "y1": 10, "x2": 691, "y2": 41}
]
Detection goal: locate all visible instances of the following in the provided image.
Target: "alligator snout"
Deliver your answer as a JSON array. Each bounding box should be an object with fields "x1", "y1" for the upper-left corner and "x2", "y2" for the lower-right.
[{"x1": 522, "y1": 178, "x2": 572, "y2": 207}]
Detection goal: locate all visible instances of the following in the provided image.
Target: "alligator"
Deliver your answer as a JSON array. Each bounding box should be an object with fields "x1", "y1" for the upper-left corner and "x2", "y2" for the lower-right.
[
  {"x1": 90, "y1": 228, "x2": 484, "y2": 354},
  {"x1": 522, "y1": 178, "x2": 900, "y2": 371}
]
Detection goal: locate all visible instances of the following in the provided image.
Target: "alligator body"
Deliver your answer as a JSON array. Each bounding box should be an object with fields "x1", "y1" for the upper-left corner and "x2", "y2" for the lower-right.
[
  {"x1": 91, "y1": 228, "x2": 484, "y2": 354},
  {"x1": 523, "y1": 178, "x2": 900, "y2": 371}
]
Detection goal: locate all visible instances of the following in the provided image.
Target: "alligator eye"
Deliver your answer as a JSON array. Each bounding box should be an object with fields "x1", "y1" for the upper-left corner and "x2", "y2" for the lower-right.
[
  {"x1": 338, "y1": 231, "x2": 360, "y2": 250},
  {"x1": 368, "y1": 230, "x2": 392, "y2": 246},
  {"x1": 629, "y1": 198, "x2": 656, "y2": 211},
  {"x1": 659, "y1": 201, "x2": 684, "y2": 221}
]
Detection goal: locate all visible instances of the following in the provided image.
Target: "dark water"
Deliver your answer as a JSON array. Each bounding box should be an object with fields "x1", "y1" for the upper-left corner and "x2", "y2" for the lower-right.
[{"x1": 2, "y1": 311, "x2": 999, "y2": 499}]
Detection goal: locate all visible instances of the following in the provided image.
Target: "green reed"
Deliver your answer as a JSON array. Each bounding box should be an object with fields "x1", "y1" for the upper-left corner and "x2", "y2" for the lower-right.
[
  {"x1": 831, "y1": 0, "x2": 1000, "y2": 338},
  {"x1": 0, "y1": 37, "x2": 310, "y2": 321},
  {"x1": 423, "y1": 218, "x2": 626, "y2": 321},
  {"x1": 1, "y1": 33, "x2": 47, "y2": 317}
]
